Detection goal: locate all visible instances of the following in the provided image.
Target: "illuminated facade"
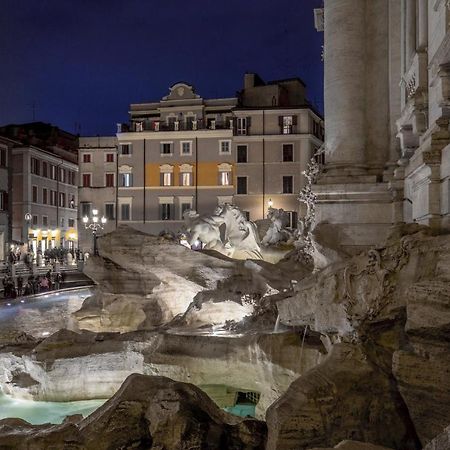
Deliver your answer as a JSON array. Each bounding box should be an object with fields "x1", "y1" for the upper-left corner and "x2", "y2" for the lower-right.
[
  {"x1": 0, "y1": 123, "x2": 80, "y2": 255},
  {"x1": 78, "y1": 74, "x2": 323, "y2": 248}
]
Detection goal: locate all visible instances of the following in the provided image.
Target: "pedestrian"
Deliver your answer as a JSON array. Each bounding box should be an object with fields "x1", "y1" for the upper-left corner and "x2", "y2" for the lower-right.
[
  {"x1": 32, "y1": 276, "x2": 40, "y2": 294},
  {"x1": 24, "y1": 281, "x2": 32, "y2": 296},
  {"x1": 40, "y1": 276, "x2": 49, "y2": 291},
  {"x1": 17, "y1": 275, "x2": 23, "y2": 296}
]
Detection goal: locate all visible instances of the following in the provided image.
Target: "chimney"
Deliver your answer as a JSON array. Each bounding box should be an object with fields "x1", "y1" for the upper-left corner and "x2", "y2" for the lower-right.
[{"x1": 244, "y1": 73, "x2": 256, "y2": 89}]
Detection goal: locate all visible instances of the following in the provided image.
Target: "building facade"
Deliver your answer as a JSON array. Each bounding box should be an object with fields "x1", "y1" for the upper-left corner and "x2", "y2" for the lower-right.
[
  {"x1": 0, "y1": 137, "x2": 14, "y2": 261},
  {"x1": 0, "y1": 123, "x2": 79, "y2": 255},
  {"x1": 314, "y1": 0, "x2": 450, "y2": 253},
  {"x1": 78, "y1": 74, "x2": 323, "y2": 251}
]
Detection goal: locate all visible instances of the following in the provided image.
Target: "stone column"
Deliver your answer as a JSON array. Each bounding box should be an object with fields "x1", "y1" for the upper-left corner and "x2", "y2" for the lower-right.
[
  {"x1": 417, "y1": 0, "x2": 428, "y2": 51},
  {"x1": 405, "y1": 0, "x2": 416, "y2": 66},
  {"x1": 324, "y1": 0, "x2": 367, "y2": 172},
  {"x1": 365, "y1": 0, "x2": 390, "y2": 173}
]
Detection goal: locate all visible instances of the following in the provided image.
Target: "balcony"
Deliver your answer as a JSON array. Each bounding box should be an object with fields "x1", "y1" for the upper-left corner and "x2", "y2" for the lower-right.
[{"x1": 117, "y1": 119, "x2": 233, "y2": 133}]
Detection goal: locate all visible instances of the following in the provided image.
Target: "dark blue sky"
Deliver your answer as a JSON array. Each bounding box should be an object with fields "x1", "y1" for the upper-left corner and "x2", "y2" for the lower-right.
[{"x1": 0, "y1": 0, "x2": 324, "y2": 136}]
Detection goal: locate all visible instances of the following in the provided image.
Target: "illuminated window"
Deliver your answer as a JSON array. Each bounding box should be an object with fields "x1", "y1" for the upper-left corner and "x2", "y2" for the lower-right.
[
  {"x1": 181, "y1": 172, "x2": 191, "y2": 186},
  {"x1": 163, "y1": 172, "x2": 172, "y2": 186},
  {"x1": 120, "y1": 173, "x2": 133, "y2": 187}
]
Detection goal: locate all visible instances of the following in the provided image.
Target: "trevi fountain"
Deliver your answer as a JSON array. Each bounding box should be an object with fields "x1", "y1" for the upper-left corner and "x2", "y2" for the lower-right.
[{"x1": 2, "y1": 1, "x2": 450, "y2": 449}]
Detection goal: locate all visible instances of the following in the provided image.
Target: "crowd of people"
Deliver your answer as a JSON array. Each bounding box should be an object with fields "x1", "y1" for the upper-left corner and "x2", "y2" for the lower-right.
[{"x1": 2, "y1": 270, "x2": 65, "y2": 299}]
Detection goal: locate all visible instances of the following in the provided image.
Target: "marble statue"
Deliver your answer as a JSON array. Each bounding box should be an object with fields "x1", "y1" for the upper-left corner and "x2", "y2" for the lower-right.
[
  {"x1": 261, "y1": 207, "x2": 294, "y2": 246},
  {"x1": 183, "y1": 203, "x2": 262, "y2": 259}
]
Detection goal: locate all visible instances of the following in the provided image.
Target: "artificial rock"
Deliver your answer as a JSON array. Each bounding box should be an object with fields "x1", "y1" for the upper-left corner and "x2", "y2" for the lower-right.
[{"x1": 0, "y1": 374, "x2": 267, "y2": 450}]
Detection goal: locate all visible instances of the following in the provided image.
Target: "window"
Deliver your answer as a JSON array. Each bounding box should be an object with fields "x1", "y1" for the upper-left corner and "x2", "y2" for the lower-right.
[
  {"x1": 236, "y1": 117, "x2": 248, "y2": 135},
  {"x1": 282, "y1": 144, "x2": 294, "y2": 162},
  {"x1": 286, "y1": 211, "x2": 298, "y2": 228},
  {"x1": 282, "y1": 176, "x2": 293, "y2": 194},
  {"x1": 60, "y1": 218, "x2": 65, "y2": 228},
  {"x1": 0, "y1": 191, "x2": 7, "y2": 211},
  {"x1": 181, "y1": 203, "x2": 191, "y2": 216},
  {"x1": 31, "y1": 158, "x2": 40, "y2": 175},
  {"x1": 43, "y1": 188, "x2": 48, "y2": 205},
  {"x1": 105, "y1": 203, "x2": 115, "y2": 220},
  {"x1": 32, "y1": 185, "x2": 38, "y2": 203},
  {"x1": 81, "y1": 202, "x2": 91, "y2": 218},
  {"x1": 314, "y1": 149, "x2": 325, "y2": 165},
  {"x1": 220, "y1": 140, "x2": 231, "y2": 154},
  {"x1": 82, "y1": 173, "x2": 91, "y2": 187},
  {"x1": 50, "y1": 164, "x2": 57, "y2": 180},
  {"x1": 59, "y1": 192, "x2": 66, "y2": 208},
  {"x1": 120, "y1": 144, "x2": 132, "y2": 155},
  {"x1": 160, "y1": 203, "x2": 173, "y2": 220},
  {"x1": 59, "y1": 167, "x2": 65, "y2": 183},
  {"x1": 161, "y1": 142, "x2": 173, "y2": 155},
  {"x1": 220, "y1": 171, "x2": 230, "y2": 186},
  {"x1": 162, "y1": 172, "x2": 172, "y2": 186},
  {"x1": 237, "y1": 145, "x2": 248, "y2": 163},
  {"x1": 42, "y1": 162, "x2": 48, "y2": 177},
  {"x1": 42, "y1": 216, "x2": 48, "y2": 227},
  {"x1": 32, "y1": 215, "x2": 38, "y2": 226},
  {"x1": 106, "y1": 153, "x2": 115, "y2": 163},
  {"x1": 69, "y1": 195, "x2": 75, "y2": 208},
  {"x1": 121, "y1": 203, "x2": 131, "y2": 221},
  {"x1": 120, "y1": 172, "x2": 133, "y2": 187},
  {"x1": 68, "y1": 218, "x2": 75, "y2": 227},
  {"x1": 51, "y1": 190, "x2": 57, "y2": 206},
  {"x1": 180, "y1": 141, "x2": 192, "y2": 155},
  {"x1": 0, "y1": 148, "x2": 6, "y2": 167},
  {"x1": 105, "y1": 173, "x2": 115, "y2": 187},
  {"x1": 181, "y1": 172, "x2": 191, "y2": 186},
  {"x1": 70, "y1": 171, "x2": 76, "y2": 185},
  {"x1": 281, "y1": 116, "x2": 293, "y2": 134},
  {"x1": 237, "y1": 177, "x2": 247, "y2": 194},
  {"x1": 82, "y1": 153, "x2": 92, "y2": 163}
]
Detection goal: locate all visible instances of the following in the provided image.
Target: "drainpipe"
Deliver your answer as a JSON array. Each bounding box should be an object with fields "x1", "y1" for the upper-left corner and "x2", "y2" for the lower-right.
[
  {"x1": 56, "y1": 161, "x2": 63, "y2": 246},
  {"x1": 143, "y1": 139, "x2": 146, "y2": 223},
  {"x1": 115, "y1": 145, "x2": 119, "y2": 228},
  {"x1": 195, "y1": 137, "x2": 198, "y2": 211},
  {"x1": 262, "y1": 110, "x2": 265, "y2": 219}
]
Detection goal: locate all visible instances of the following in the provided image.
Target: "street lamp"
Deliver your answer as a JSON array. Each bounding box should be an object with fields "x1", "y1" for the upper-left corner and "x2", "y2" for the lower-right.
[
  {"x1": 268, "y1": 198, "x2": 273, "y2": 208},
  {"x1": 83, "y1": 208, "x2": 107, "y2": 256}
]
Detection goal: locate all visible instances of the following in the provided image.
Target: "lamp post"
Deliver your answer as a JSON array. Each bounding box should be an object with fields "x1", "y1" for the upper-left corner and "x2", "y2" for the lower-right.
[{"x1": 82, "y1": 208, "x2": 106, "y2": 256}]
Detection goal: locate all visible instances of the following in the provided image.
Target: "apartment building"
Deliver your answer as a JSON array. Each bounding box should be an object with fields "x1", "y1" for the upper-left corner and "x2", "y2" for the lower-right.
[
  {"x1": 78, "y1": 136, "x2": 118, "y2": 249},
  {"x1": 77, "y1": 73, "x2": 323, "y2": 249},
  {"x1": 233, "y1": 74, "x2": 324, "y2": 226},
  {"x1": 0, "y1": 123, "x2": 79, "y2": 254},
  {"x1": 0, "y1": 137, "x2": 14, "y2": 260}
]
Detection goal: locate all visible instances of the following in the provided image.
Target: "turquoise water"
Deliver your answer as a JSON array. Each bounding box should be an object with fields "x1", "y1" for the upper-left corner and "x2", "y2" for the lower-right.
[
  {"x1": 0, "y1": 392, "x2": 106, "y2": 424},
  {"x1": 223, "y1": 404, "x2": 256, "y2": 417}
]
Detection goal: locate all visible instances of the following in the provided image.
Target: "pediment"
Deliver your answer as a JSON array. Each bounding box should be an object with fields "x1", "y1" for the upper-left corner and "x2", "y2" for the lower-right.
[{"x1": 162, "y1": 82, "x2": 200, "y2": 101}]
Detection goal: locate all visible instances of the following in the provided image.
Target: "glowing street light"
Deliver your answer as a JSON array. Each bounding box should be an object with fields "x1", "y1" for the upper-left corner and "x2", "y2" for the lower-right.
[
  {"x1": 83, "y1": 208, "x2": 107, "y2": 256},
  {"x1": 268, "y1": 198, "x2": 273, "y2": 208}
]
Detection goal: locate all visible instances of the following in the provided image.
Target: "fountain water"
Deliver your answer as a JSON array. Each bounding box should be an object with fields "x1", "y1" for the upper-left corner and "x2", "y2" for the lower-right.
[
  {"x1": 273, "y1": 314, "x2": 281, "y2": 333},
  {"x1": 0, "y1": 391, "x2": 105, "y2": 425}
]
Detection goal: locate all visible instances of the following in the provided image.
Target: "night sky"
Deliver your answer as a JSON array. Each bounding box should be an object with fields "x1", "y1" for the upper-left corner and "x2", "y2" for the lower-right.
[{"x1": 0, "y1": 0, "x2": 324, "y2": 136}]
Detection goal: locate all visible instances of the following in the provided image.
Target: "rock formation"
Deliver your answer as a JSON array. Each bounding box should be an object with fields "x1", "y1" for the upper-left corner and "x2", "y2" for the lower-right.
[
  {"x1": 0, "y1": 327, "x2": 323, "y2": 419},
  {"x1": 268, "y1": 225, "x2": 450, "y2": 449},
  {"x1": 74, "y1": 226, "x2": 299, "y2": 333},
  {"x1": 0, "y1": 373, "x2": 267, "y2": 450}
]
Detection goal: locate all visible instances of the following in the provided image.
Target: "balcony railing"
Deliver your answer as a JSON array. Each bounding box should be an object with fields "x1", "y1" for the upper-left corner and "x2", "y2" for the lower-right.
[{"x1": 117, "y1": 119, "x2": 233, "y2": 133}]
